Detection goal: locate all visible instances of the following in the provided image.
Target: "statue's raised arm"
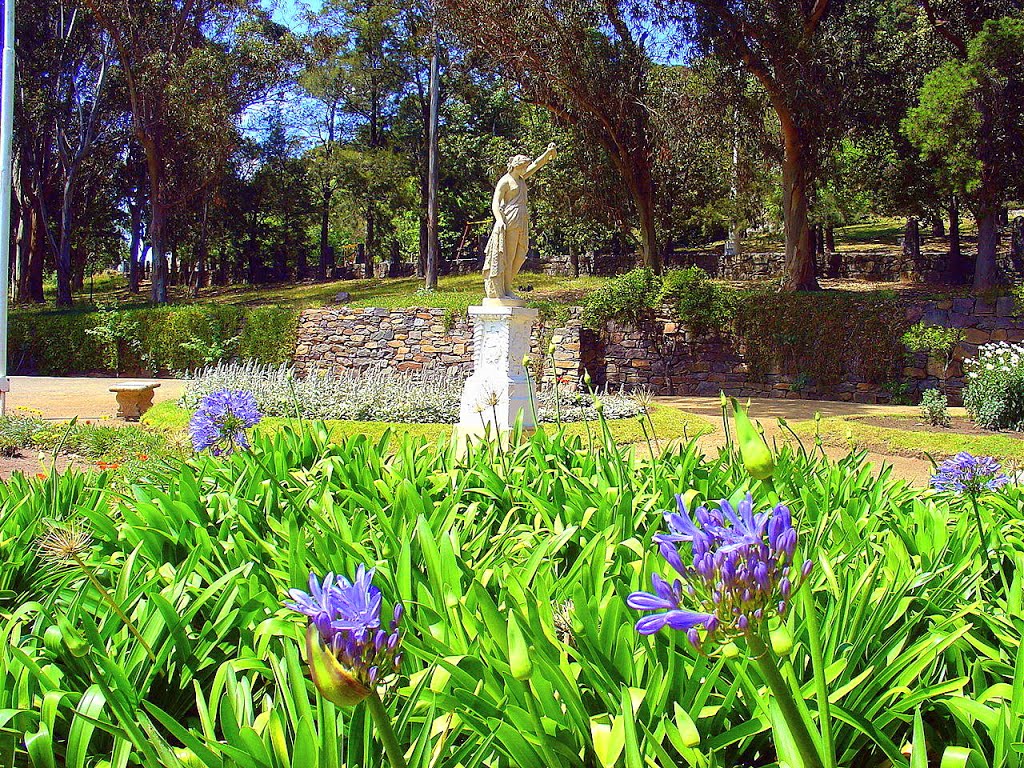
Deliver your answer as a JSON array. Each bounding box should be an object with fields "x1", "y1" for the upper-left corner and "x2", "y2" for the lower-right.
[
  {"x1": 482, "y1": 145, "x2": 558, "y2": 302},
  {"x1": 522, "y1": 143, "x2": 558, "y2": 180}
]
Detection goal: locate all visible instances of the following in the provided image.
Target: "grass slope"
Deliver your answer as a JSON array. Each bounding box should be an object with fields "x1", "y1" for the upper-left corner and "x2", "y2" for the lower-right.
[{"x1": 143, "y1": 400, "x2": 713, "y2": 447}]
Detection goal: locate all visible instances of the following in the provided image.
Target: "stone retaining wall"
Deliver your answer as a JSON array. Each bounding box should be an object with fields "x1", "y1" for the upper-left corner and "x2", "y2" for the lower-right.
[
  {"x1": 292, "y1": 306, "x2": 584, "y2": 385},
  {"x1": 292, "y1": 298, "x2": 1024, "y2": 406}
]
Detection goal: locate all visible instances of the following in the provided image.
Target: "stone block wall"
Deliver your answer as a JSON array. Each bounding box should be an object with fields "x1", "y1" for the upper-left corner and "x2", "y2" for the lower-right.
[
  {"x1": 292, "y1": 306, "x2": 585, "y2": 385},
  {"x1": 291, "y1": 298, "x2": 1024, "y2": 406}
]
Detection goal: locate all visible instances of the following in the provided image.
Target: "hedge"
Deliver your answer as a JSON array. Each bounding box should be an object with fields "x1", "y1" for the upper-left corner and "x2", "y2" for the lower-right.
[{"x1": 9, "y1": 304, "x2": 300, "y2": 376}]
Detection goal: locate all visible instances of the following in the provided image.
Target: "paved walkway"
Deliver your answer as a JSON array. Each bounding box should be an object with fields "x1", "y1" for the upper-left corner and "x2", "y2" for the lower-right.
[
  {"x1": 4, "y1": 376, "x2": 186, "y2": 420},
  {"x1": 656, "y1": 395, "x2": 935, "y2": 485}
]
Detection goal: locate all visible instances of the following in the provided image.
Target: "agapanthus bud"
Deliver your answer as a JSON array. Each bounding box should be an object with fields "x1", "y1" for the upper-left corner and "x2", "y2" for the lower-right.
[{"x1": 730, "y1": 398, "x2": 775, "y2": 481}]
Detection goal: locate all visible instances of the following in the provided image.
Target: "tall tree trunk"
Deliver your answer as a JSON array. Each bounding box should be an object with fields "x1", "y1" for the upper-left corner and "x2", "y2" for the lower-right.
[
  {"x1": 975, "y1": 200, "x2": 999, "y2": 292},
  {"x1": 826, "y1": 226, "x2": 841, "y2": 278},
  {"x1": 780, "y1": 119, "x2": 818, "y2": 291},
  {"x1": 973, "y1": 127, "x2": 1000, "y2": 291},
  {"x1": 946, "y1": 196, "x2": 965, "y2": 283},
  {"x1": 193, "y1": 202, "x2": 209, "y2": 297},
  {"x1": 930, "y1": 213, "x2": 945, "y2": 238},
  {"x1": 365, "y1": 204, "x2": 376, "y2": 279},
  {"x1": 15, "y1": 192, "x2": 31, "y2": 302},
  {"x1": 129, "y1": 200, "x2": 143, "y2": 293},
  {"x1": 318, "y1": 187, "x2": 332, "y2": 280},
  {"x1": 55, "y1": 173, "x2": 77, "y2": 307},
  {"x1": 424, "y1": 35, "x2": 440, "y2": 290},
  {"x1": 28, "y1": 204, "x2": 45, "y2": 303}
]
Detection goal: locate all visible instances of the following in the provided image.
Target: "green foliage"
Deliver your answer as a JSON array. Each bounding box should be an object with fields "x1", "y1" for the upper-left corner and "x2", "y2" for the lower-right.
[
  {"x1": 580, "y1": 267, "x2": 662, "y2": 329},
  {"x1": 660, "y1": 267, "x2": 735, "y2": 335},
  {"x1": 920, "y1": 387, "x2": 951, "y2": 427},
  {"x1": 9, "y1": 304, "x2": 300, "y2": 376},
  {"x1": 902, "y1": 322, "x2": 965, "y2": 370},
  {"x1": 735, "y1": 291, "x2": 909, "y2": 387},
  {"x1": 963, "y1": 342, "x2": 1024, "y2": 431},
  {"x1": 238, "y1": 306, "x2": 301, "y2": 366},
  {"x1": 903, "y1": 14, "x2": 1024, "y2": 202},
  {"x1": 0, "y1": 413, "x2": 169, "y2": 461},
  {"x1": 1, "y1": 414, "x2": 1021, "y2": 766}
]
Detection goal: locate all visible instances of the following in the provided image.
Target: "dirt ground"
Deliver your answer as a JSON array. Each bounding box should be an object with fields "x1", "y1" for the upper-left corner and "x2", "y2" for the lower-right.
[{"x1": 4, "y1": 376, "x2": 185, "y2": 420}]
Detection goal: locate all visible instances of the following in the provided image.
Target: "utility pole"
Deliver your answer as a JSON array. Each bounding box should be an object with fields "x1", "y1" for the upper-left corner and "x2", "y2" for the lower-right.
[
  {"x1": 424, "y1": 10, "x2": 440, "y2": 290},
  {"x1": 0, "y1": 0, "x2": 15, "y2": 414}
]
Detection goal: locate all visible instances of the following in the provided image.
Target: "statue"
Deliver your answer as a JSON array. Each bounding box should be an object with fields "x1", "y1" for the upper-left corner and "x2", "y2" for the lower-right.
[{"x1": 483, "y1": 143, "x2": 557, "y2": 301}]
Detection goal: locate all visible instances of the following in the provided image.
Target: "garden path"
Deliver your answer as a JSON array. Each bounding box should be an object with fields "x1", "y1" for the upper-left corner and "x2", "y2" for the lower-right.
[
  {"x1": 1, "y1": 377, "x2": 937, "y2": 485},
  {"x1": 656, "y1": 395, "x2": 936, "y2": 485},
  {"x1": 6, "y1": 376, "x2": 186, "y2": 420}
]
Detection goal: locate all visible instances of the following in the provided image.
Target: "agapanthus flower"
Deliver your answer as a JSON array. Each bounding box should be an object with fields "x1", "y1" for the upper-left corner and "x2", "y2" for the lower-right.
[
  {"x1": 930, "y1": 452, "x2": 1010, "y2": 495},
  {"x1": 628, "y1": 493, "x2": 811, "y2": 649},
  {"x1": 189, "y1": 390, "x2": 261, "y2": 455},
  {"x1": 285, "y1": 567, "x2": 402, "y2": 707}
]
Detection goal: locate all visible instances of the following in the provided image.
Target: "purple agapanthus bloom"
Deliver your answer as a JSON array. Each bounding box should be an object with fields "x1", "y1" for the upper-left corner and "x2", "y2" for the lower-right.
[
  {"x1": 286, "y1": 567, "x2": 402, "y2": 691},
  {"x1": 189, "y1": 390, "x2": 261, "y2": 455},
  {"x1": 628, "y1": 492, "x2": 811, "y2": 650},
  {"x1": 930, "y1": 452, "x2": 1010, "y2": 496}
]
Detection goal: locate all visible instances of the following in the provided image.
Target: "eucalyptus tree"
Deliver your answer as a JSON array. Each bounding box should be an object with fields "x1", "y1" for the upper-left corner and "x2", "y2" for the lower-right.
[
  {"x1": 13, "y1": 0, "x2": 122, "y2": 305},
  {"x1": 660, "y1": 0, "x2": 879, "y2": 289},
  {"x1": 302, "y1": 0, "x2": 409, "y2": 276},
  {"x1": 439, "y1": 0, "x2": 663, "y2": 271},
  {"x1": 78, "y1": 0, "x2": 294, "y2": 303}
]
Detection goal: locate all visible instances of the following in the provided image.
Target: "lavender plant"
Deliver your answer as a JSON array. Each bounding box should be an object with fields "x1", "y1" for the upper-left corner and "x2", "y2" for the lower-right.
[{"x1": 285, "y1": 568, "x2": 406, "y2": 768}]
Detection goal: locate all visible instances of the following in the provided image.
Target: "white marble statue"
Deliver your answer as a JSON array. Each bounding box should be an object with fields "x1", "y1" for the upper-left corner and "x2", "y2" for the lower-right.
[{"x1": 483, "y1": 143, "x2": 557, "y2": 301}]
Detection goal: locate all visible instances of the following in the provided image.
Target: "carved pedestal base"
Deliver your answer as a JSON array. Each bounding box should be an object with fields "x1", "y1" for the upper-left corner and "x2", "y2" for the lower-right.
[{"x1": 457, "y1": 304, "x2": 538, "y2": 437}]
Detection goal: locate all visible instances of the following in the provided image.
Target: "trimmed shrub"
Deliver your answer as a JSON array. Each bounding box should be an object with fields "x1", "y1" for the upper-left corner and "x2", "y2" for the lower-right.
[
  {"x1": 920, "y1": 387, "x2": 951, "y2": 427},
  {"x1": 9, "y1": 304, "x2": 300, "y2": 376},
  {"x1": 659, "y1": 267, "x2": 735, "y2": 335},
  {"x1": 963, "y1": 342, "x2": 1024, "y2": 431},
  {"x1": 734, "y1": 291, "x2": 908, "y2": 388},
  {"x1": 580, "y1": 268, "x2": 661, "y2": 329}
]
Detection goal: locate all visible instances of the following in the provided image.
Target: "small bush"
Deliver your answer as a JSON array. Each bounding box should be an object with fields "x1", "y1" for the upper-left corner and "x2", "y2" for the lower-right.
[
  {"x1": 902, "y1": 322, "x2": 965, "y2": 375},
  {"x1": 963, "y1": 342, "x2": 1024, "y2": 431},
  {"x1": 920, "y1": 388, "x2": 951, "y2": 427},
  {"x1": 580, "y1": 268, "x2": 661, "y2": 329},
  {"x1": 660, "y1": 267, "x2": 735, "y2": 335}
]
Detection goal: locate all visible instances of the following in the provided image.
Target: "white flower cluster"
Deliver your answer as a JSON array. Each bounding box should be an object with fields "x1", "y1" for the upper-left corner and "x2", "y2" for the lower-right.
[
  {"x1": 181, "y1": 362, "x2": 643, "y2": 425},
  {"x1": 962, "y1": 341, "x2": 1024, "y2": 431},
  {"x1": 963, "y1": 342, "x2": 1024, "y2": 379}
]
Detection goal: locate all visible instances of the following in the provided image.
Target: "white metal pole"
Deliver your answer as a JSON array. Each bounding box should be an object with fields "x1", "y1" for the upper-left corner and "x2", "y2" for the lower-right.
[{"x1": 0, "y1": 0, "x2": 14, "y2": 414}]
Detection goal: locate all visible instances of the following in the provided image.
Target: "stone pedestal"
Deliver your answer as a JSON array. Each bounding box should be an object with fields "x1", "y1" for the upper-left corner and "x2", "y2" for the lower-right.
[{"x1": 458, "y1": 303, "x2": 538, "y2": 435}]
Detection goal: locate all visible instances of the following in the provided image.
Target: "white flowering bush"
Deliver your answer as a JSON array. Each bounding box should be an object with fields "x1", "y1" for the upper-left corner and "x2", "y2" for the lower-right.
[
  {"x1": 962, "y1": 342, "x2": 1024, "y2": 430},
  {"x1": 182, "y1": 362, "x2": 641, "y2": 425}
]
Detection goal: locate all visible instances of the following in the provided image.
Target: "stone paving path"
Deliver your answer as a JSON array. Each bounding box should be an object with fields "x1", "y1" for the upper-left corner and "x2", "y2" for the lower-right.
[{"x1": 5, "y1": 376, "x2": 186, "y2": 420}]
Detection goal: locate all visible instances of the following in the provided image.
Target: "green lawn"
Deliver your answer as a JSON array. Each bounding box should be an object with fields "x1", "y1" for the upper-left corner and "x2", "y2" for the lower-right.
[
  {"x1": 791, "y1": 414, "x2": 1024, "y2": 462},
  {"x1": 22, "y1": 271, "x2": 611, "y2": 316},
  {"x1": 143, "y1": 400, "x2": 713, "y2": 448}
]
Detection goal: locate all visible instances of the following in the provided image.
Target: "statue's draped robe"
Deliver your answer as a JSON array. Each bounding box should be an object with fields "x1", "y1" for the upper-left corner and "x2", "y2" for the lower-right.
[{"x1": 483, "y1": 177, "x2": 528, "y2": 296}]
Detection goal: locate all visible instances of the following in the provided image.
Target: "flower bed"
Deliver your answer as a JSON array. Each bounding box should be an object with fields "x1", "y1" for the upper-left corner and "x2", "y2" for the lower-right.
[{"x1": 1, "y1": 407, "x2": 1021, "y2": 767}]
